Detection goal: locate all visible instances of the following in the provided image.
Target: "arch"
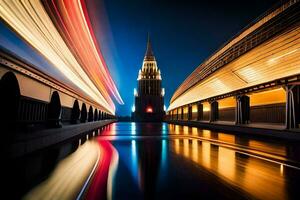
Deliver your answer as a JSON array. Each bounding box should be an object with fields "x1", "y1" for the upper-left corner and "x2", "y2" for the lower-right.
[
  {"x1": 80, "y1": 103, "x2": 87, "y2": 123},
  {"x1": 47, "y1": 91, "x2": 61, "y2": 127},
  {"x1": 71, "y1": 100, "x2": 80, "y2": 124},
  {"x1": 98, "y1": 110, "x2": 101, "y2": 121},
  {"x1": 0, "y1": 72, "x2": 20, "y2": 135},
  {"x1": 94, "y1": 109, "x2": 98, "y2": 121},
  {"x1": 88, "y1": 106, "x2": 93, "y2": 122}
]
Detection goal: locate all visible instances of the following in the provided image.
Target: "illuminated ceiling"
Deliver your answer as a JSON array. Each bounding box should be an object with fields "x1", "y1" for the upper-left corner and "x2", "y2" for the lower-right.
[{"x1": 168, "y1": 26, "x2": 300, "y2": 111}]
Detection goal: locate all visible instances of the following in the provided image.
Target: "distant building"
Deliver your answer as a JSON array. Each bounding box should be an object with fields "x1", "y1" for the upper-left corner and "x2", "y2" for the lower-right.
[{"x1": 132, "y1": 36, "x2": 165, "y2": 122}]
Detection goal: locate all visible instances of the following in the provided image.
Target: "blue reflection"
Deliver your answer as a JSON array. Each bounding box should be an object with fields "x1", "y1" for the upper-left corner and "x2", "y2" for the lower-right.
[
  {"x1": 161, "y1": 139, "x2": 167, "y2": 169},
  {"x1": 162, "y1": 123, "x2": 167, "y2": 135},
  {"x1": 131, "y1": 122, "x2": 136, "y2": 136},
  {"x1": 131, "y1": 140, "x2": 139, "y2": 184}
]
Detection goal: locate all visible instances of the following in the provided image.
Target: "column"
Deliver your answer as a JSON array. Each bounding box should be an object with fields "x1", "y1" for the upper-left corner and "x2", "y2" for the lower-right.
[
  {"x1": 176, "y1": 108, "x2": 179, "y2": 120},
  {"x1": 197, "y1": 103, "x2": 203, "y2": 121},
  {"x1": 188, "y1": 105, "x2": 192, "y2": 121},
  {"x1": 235, "y1": 95, "x2": 250, "y2": 124},
  {"x1": 210, "y1": 101, "x2": 219, "y2": 122},
  {"x1": 181, "y1": 107, "x2": 184, "y2": 120},
  {"x1": 286, "y1": 84, "x2": 300, "y2": 129}
]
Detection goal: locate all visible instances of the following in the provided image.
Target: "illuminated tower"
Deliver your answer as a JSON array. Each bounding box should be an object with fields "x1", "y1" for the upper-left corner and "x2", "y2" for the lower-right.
[{"x1": 132, "y1": 36, "x2": 165, "y2": 121}]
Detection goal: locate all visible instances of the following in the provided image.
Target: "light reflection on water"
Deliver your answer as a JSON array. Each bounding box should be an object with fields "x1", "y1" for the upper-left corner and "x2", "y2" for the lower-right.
[
  {"x1": 111, "y1": 122, "x2": 299, "y2": 200},
  {"x1": 171, "y1": 138, "x2": 287, "y2": 199},
  {"x1": 23, "y1": 122, "x2": 300, "y2": 200}
]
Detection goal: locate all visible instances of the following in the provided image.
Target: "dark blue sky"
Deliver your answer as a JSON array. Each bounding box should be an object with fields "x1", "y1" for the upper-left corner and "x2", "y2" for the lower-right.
[
  {"x1": 103, "y1": 0, "x2": 279, "y2": 115},
  {"x1": 0, "y1": 0, "x2": 279, "y2": 116}
]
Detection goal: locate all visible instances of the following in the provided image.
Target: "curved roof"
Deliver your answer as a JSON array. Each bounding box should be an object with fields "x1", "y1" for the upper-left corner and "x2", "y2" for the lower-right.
[{"x1": 170, "y1": 0, "x2": 299, "y2": 105}]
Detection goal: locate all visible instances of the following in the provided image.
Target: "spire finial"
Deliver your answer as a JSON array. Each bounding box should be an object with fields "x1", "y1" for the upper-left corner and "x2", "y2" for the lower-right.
[{"x1": 144, "y1": 33, "x2": 155, "y2": 61}]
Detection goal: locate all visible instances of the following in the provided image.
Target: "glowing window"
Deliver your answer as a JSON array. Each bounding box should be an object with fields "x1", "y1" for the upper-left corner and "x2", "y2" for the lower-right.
[{"x1": 146, "y1": 106, "x2": 153, "y2": 113}]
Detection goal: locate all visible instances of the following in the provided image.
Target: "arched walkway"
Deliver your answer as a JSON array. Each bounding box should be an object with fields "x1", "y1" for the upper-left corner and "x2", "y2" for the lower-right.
[{"x1": 0, "y1": 72, "x2": 20, "y2": 136}]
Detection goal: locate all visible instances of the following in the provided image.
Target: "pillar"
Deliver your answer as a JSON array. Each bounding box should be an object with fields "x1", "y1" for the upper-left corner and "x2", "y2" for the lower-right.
[
  {"x1": 197, "y1": 103, "x2": 203, "y2": 121},
  {"x1": 176, "y1": 108, "x2": 179, "y2": 120},
  {"x1": 286, "y1": 84, "x2": 300, "y2": 129},
  {"x1": 181, "y1": 107, "x2": 184, "y2": 120},
  {"x1": 188, "y1": 105, "x2": 192, "y2": 121},
  {"x1": 236, "y1": 95, "x2": 250, "y2": 124},
  {"x1": 210, "y1": 101, "x2": 218, "y2": 122}
]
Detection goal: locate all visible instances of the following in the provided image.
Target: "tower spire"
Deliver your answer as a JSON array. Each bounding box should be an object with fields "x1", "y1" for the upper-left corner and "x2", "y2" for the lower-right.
[{"x1": 144, "y1": 34, "x2": 155, "y2": 61}]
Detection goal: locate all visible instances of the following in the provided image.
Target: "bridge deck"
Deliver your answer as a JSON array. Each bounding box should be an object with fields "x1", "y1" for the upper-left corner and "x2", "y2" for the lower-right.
[{"x1": 7, "y1": 119, "x2": 116, "y2": 158}]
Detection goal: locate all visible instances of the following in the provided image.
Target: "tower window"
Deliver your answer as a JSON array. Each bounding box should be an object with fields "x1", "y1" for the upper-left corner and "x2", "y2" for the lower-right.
[{"x1": 146, "y1": 106, "x2": 153, "y2": 113}]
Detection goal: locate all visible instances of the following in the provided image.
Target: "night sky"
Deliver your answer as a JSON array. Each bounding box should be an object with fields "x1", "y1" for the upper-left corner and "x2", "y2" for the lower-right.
[{"x1": 0, "y1": 0, "x2": 279, "y2": 116}]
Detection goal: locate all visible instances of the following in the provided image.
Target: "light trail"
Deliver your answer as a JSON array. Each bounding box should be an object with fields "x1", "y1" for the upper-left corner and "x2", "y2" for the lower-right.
[
  {"x1": 0, "y1": 0, "x2": 123, "y2": 114},
  {"x1": 43, "y1": 0, "x2": 123, "y2": 105}
]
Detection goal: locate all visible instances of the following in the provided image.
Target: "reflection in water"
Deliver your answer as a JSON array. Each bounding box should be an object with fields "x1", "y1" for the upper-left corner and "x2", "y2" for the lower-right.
[
  {"x1": 131, "y1": 122, "x2": 136, "y2": 135},
  {"x1": 136, "y1": 140, "x2": 162, "y2": 200},
  {"x1": 170, "y1": 138, "x2": 290, "y2": 199},
  {"x1": 23, "y1": 141, "x2": 100, "y2": 200},
  {"x1": 218, "y1": 147, "x2": 236, "y2": 181},
  {"x1": 23, "y1": 122, "x2": 300, "y2": 200},
  {"x1": 131, "y1": 140, "x2": 138, "y2": 184},
  {"x1": 202, "y1": 141, "x2": 211, "y2": 169},
  {"x1": 203, "y1": 129, "x2": 211, "y2": 138},
  {"x1": 218, "y1": 133, "x2": 235, "y2": 143},
  {"x1": 161, "y1": 139, "x2": 167, "y2": 169},
  {"x1": 168, "y1": 124, "x2": 288, "y2": 159},
  {"x1": 86, "y1": 140, "x2": 119, "y2": 200}
]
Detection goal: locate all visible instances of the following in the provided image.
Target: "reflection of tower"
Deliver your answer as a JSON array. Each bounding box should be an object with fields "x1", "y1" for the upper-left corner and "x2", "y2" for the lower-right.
[
  {"x1": 132, "y1": 36, "x2": 165, "y2": 122},
  {"x1": 137, "y1": 139, "x2": 162, "y2": 199}
]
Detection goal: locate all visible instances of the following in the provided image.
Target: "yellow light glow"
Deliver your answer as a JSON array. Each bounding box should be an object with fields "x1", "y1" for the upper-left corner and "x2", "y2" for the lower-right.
[
  {"x1": 202, "y1": 130, "x2": 211, "y2": 138},
  {"x1": 174, "y1": 139, "x2": 180, "y2": 154},
  {"x1": 192, "y1": 104, "x2": 197, "y2": 113},
  {"x1": 183, "y1": 126, "x2": 189, "y2": 135},
  {"x1": 192, "y1": 127, "x2": 198, "y2": 136},
  {"x1": 218, "y1": 133, "x2": 235, "y2": 143},
  {"x1": 202, "y1": 141, "x2": 211, "y2": 169},
  {"x1": 183, "y1": 139, "x2": 189, "y2": 157},
  {"x1": 191, "y1": 139, "x2": 198, "y2": 162},
  {"x1": 203, "y1": 102, "x2": 210, "y2": 112},
  {"x1": 218, "y1": 97, "x2": 236, "y2": 109},
  {"x1": 249, "y1": 87, "x2": 286, "y2": 106},
  {"x1": 218, "y1": 147, "x2": 236, "y2": 181}
]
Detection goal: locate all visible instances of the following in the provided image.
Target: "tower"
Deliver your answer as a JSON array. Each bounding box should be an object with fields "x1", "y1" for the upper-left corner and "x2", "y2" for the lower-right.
[{"x1": 132, "y1": 36, "x2": 165, "y2": 121}]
